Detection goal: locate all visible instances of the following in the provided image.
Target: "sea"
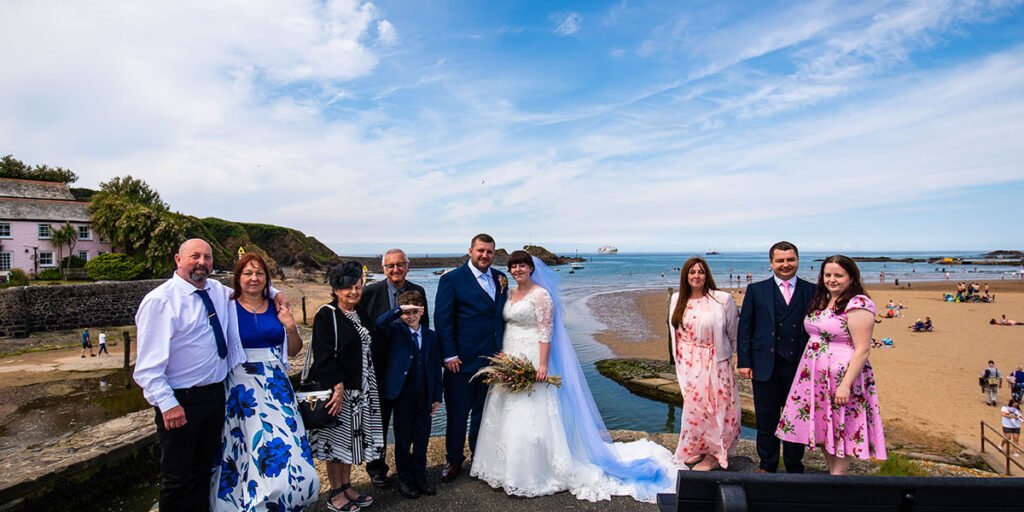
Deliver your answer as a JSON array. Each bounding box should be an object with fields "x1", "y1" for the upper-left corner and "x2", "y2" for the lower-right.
[{"x1": 390, "y1": 251, "x2": 1022, "y2": 437}]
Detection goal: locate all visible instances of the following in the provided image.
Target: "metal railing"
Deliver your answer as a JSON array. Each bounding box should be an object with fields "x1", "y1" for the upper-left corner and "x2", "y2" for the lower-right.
[{"x1": 980, "y1": 420, "x2": 1024, "y2": 475}]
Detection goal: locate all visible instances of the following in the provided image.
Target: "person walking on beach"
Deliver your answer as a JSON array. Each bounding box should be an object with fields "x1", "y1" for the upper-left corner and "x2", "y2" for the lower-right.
[
  {"x1": 133, "y1": 239, "x2": 246, "y2": 510},
  {"x1": 1001, "y1": 399, "x2": 1022, "y2": 457},
  {"x1": 81, "y1": 327, "x2": 95, "y2": 358},
  {"x1": 435, "y1": 233, "x2": 508, "y2": 483},
  {"x1": 982, "y1": 361, "x2": 1003, "y2": 406},
  {"x1": 97, "y1": 331, "x2": 109, "y2": 356},
  {"x1": 737, "y1": 241, "x2": 815, "y2": 473},
  {"x1": 359, "y1": 248, "x2": 430, "y2": 489}
]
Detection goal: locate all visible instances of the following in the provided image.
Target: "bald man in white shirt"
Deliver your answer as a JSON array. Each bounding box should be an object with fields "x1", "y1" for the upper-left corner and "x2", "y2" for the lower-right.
[{"x1": 134, "y1": 239, "x2": 290, "y2": 510}]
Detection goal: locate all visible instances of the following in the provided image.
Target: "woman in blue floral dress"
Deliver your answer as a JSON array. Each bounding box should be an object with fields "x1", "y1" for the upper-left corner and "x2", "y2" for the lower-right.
[{"x1": 212, "y1": 254, "x2": 319, "y2": 511}]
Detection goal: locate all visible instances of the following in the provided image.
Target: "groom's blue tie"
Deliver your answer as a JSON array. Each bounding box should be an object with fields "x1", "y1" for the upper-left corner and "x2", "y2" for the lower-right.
[{"x1": 479, "y1": 273, "x2": 495, "y2": 300}]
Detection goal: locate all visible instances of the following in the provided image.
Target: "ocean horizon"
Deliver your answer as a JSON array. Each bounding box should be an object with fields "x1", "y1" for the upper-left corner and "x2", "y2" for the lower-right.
[{"x1": 401, "y1": 251, "x2": 1019, "y2": 436}]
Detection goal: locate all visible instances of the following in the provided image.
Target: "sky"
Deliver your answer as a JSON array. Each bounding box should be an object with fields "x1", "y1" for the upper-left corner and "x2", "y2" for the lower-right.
[{"x1": 2, "y1": 0, "x2": 1023, "y2": 255}]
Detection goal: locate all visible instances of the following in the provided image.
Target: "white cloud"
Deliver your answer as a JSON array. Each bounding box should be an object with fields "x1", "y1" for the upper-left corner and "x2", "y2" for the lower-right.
[
  {"x1": 377, "y1": 19, "x2": 398, "y2": 46},
  {"x1": 552, "y1": 11, "x2": 582, "y2": 36}
]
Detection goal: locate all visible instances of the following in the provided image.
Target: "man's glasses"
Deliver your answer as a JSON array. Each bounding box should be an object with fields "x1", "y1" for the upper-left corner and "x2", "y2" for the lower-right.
[{"x1": 384, "y1": 263, "x2": 409, "y2": 270}]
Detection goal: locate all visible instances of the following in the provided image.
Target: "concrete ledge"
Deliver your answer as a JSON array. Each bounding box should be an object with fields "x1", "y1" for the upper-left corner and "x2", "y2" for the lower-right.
[{"x1": 0, "y1": 409, "x2": 158, "y2": 511}]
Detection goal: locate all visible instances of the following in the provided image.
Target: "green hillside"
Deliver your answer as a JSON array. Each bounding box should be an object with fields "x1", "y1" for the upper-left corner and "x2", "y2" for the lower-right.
[{"x1": 192, "y1": 217, "x2": 338, "y2": 274}]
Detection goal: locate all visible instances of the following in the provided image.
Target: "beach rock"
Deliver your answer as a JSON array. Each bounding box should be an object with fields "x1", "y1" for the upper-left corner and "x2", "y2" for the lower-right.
[{"x1": 523, "y1": 245, "x2": 582, "y2": 266}]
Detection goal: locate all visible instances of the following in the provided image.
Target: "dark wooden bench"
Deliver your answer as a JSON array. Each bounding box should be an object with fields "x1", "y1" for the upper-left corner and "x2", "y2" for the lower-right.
[{"x1": 657, "y1": 470, "x2": 1024, "y2": 511}]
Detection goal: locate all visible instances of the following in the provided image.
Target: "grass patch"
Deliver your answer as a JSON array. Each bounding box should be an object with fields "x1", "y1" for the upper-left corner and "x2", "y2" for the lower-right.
[{"x1": 877, "y1": 452, "x2": 929, "y2": 477}]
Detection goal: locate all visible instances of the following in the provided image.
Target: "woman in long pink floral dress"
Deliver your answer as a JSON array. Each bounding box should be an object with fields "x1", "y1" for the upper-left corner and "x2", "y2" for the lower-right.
[
  {"x1": 669, "y1": 257, "x2": 740, "y2": 471},
  {"x1": 776, "y1": 255, "x2": 886, "y2": 475}
]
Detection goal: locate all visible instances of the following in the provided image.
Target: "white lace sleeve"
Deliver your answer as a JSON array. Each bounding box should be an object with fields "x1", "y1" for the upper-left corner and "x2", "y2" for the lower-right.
[{"x1": 532, "y1": 288, "x2": 554, "y2": 344}]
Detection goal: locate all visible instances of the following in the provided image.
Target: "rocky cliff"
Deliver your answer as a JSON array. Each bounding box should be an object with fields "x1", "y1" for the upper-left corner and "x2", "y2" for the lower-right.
[{"x1": 188, "y1": 217, "x2": 339, "y2": 276}]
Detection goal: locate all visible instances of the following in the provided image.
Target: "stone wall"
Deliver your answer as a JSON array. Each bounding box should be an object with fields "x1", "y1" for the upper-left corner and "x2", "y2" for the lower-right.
[{"x1": 0, "y1": 280, "x2": 164, "y2": 338}]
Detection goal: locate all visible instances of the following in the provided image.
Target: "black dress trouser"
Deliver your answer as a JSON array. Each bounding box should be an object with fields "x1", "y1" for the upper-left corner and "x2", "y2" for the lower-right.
[
  {"x1": 752, "y1": 355, "x2": 805, "y2": 473},
  {"x1": 154, "y1": 382, "x2": 226, "y2": 512},
  {"x1": 392, "y1": 372, "x2": 431, "y2": 483}
]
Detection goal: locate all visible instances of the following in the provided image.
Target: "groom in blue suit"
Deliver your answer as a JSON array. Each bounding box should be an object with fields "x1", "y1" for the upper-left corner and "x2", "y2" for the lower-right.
[
  {"x1": 737, "y1": 241, "x2": 815, "y2": 473},
  {"x1": 435, "y1": 233, "x2": 508, "y2": 482}
]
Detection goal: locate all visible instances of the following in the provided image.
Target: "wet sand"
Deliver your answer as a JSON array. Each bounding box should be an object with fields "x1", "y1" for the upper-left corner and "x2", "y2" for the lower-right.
[{"x1": 588, "y1": 279, "x2": 1024, "y2": 456}]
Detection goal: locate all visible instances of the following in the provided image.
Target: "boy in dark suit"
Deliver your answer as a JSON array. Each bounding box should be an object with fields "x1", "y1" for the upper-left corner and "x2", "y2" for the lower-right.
[{"x1": 375, "y1": 290, "x2": 442, "y2": 499}]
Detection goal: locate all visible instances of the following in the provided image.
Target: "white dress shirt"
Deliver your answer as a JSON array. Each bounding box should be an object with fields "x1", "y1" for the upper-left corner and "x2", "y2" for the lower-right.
[{"x1": 134, "y1": 274, "x2": 245, "y2": 412}]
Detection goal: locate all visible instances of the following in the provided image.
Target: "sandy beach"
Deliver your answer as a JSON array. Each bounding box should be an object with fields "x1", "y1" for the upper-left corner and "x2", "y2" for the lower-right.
[{"x1": 590, "y1": 279, "x2": 1024, "y2": 457}]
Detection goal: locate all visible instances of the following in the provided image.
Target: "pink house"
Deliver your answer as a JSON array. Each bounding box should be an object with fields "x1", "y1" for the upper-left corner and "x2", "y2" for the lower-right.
[{"x1": 0, "y1": 177, "x2": 113, "y2": 276}]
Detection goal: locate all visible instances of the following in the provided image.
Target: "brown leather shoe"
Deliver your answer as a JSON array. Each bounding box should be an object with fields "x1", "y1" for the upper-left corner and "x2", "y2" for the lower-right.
[
  {"x1": 440, "y1": 462, "x2": 461, "y2": 483},
  {"x1": 755, "y1": 468, "x2": 771, "y2": 474}
]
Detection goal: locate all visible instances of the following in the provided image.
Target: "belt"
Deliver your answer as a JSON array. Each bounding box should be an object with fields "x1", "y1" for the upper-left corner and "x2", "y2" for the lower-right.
[{"x1": 172, "y1": 381, "x2": 223, "y2": 397}]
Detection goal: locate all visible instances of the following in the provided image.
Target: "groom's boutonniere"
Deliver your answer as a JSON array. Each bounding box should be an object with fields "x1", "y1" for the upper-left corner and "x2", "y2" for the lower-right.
[{"x1": 497, "y1": 275, "x2": 508, "y2": 294}]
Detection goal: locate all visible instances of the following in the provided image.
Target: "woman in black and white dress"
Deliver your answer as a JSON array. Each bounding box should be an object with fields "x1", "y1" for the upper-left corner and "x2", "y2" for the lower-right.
[{"x1": 309, "y1": 261, "x2": 384, "y2": 512}]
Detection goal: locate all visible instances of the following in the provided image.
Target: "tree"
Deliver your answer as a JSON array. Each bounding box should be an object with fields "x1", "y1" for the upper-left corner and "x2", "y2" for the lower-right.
[
  {"x1": 88, "y1": 176, "x2": 186, "y2": 275},
  {"x1": 0, "y1": 154, "x2": 78, "y2": 183},
  {"x1": 49, "y1": 223, "x2": 79, "y2": 277}
]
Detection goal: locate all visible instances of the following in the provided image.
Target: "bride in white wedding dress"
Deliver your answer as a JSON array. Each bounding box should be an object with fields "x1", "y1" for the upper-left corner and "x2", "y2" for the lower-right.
[{"x1": 470, "y1": 251, "x2": 680, "y2": 503}]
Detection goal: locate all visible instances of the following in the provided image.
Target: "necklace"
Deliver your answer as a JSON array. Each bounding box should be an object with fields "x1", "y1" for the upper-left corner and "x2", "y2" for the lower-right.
[{"x1": 239, "y1": 298, "x2": 267, "y2": 324}]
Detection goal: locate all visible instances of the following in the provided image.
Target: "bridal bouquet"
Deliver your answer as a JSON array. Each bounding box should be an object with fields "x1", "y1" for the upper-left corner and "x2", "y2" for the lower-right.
[{"x1": 472, "y1": 353, "x2": 562, "y2": 393}]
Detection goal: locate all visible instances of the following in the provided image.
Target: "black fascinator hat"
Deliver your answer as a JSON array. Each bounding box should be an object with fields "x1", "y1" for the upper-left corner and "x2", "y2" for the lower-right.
[{"x1": 329, "y1": 261, "x2": 364, "y2": 290}]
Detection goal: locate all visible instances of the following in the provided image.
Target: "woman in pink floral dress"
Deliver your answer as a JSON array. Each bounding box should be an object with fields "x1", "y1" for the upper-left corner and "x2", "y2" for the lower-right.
[
  {"x1": 776, "y1": 255, "x2": 886, "y2": 475},
  {"x1": 669, "y1": 257, "x2": 740, "y2": 471}
]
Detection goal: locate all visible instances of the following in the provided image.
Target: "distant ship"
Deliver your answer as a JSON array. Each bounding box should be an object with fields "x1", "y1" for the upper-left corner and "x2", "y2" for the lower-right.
[
  {"x1": 597, "y1": 245, "x2": 618, "y2": 254},
  {"x1": 706, "y1": 249, "x2": 720, "y2": 255}
]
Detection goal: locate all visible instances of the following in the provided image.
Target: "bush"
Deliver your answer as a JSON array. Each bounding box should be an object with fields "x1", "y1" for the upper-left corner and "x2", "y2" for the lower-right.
[
  {"x1": 85, "y1": 253, "x2": 144, "y2": 281},
  {"x1": 36, "y1": 268, "x2": 63, "y2": 281},
  {"x1": 3, "y1": 268, "x2": 29, "y2": 287},
  {"x1": 60, "y1": 255, "x2": 87, "y2": 268}
]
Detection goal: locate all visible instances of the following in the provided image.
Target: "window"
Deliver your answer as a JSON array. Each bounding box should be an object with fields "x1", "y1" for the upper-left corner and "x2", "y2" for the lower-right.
[
  {"x1": 39, "y1": 252, "x2": 54, "y2": 266},
  {"x1": 77, "y1": 225, "x2": 91, "y2": 240},
  {"x1": 0, "y1": 252, "x2": 10, "y2": 271},
  {"x1": 38, "y1": 224, "x2": 52, "y2": 239},
  {"x1": 77, "y1": 251, "x2": 89, "y2": 260},
  {"x1": 0, "y1": 223, "x2": 10, "y2": 238}
]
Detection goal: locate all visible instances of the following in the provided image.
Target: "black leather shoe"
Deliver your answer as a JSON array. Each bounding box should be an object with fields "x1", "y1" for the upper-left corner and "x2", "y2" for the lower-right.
[
  {"x1": 370, "y1": 473, "x2": 391, "y2": 489},
  {"x1": 440, "y1": 462, "x2": 461, "y2": 483},
  {"x1": 415, "y1": 476, "x2": 437, "y2": 496},
  {"x1": 394, "y1": 478, "x2": 420, "y2": 499}
]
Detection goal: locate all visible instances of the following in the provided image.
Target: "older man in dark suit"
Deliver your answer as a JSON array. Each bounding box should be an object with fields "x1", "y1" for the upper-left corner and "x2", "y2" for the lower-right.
[
  {"x1": 737, "y1": 241, "x2": 815, "y2": 473},
  {"x1": 360, "y1": 248, "x2": 429, "y2": 488}
]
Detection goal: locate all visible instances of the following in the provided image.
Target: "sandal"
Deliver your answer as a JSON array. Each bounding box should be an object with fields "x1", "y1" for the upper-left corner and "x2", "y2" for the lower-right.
[
  {"x1": 339, "y1": 482, "x2": 373, "y2": 508},
  {"x1": 326, "y1": 495, "x2": 360, "y2": 512},
  {"x1": 683, "y1": 454, "x2": 705, "y2": 466}
]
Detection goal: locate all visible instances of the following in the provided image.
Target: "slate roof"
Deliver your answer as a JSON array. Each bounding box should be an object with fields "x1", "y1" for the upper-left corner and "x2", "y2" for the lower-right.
[
  {"x1": 0, "y1": 178, "x2": 76, "y2": 200},
  {"x1": 0, "y1": 197, "x2": 92, "y2": 223}
]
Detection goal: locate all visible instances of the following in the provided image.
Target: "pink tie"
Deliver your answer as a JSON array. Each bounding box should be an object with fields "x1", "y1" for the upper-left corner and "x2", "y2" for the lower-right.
[{"x1": 782, "y1": 281, "x2": 792, "y2": 305}]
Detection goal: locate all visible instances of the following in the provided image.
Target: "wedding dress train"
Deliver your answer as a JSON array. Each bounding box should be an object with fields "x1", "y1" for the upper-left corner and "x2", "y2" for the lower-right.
[{"x1": 470, "y1": 266, "x2": 679, "y2": 503}]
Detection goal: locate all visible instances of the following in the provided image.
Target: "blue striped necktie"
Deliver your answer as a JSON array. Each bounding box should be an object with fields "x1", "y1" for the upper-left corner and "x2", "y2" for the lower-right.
[{"x1": 195, "y1": 289, "x2": 228, "y2": 359}]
